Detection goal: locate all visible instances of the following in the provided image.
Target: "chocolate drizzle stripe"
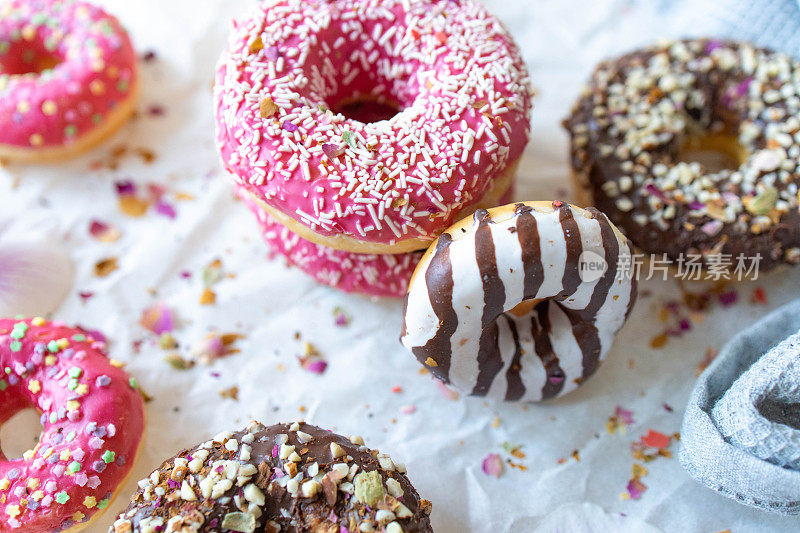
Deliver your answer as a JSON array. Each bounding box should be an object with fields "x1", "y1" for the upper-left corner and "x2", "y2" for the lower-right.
[
  {"x1": 555, "y1": 206, "x2": 583, "y2": 301},
  {"x1": 567, "y1": 209, "x2": 620, "y2": 378},
  {"x1": 502, "y1": 314, "x2": 525, "y2": 401},
  {"x1": 531, "y1": 301, "x2": 565, "y2": 399},
  {"x1": 471, "y1": 210, "x2": 506, "y2": 397},
  {"x1": 514, "y1": 203, "x2": 544, "y2": 300},
  {"x1": 411, "y1": 234, "x2": 456, "y2": 383}
]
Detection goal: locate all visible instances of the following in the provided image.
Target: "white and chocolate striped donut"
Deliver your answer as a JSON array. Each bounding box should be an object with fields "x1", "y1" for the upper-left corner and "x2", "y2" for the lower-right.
[{"x1": 401, "y1": 201, "x2": 638, "y2": 402}]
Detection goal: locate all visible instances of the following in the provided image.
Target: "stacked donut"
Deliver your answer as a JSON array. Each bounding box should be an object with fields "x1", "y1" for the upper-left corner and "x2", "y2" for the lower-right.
[{"x1": 214, "y1": 0, "x2": 533, "y2": 297}]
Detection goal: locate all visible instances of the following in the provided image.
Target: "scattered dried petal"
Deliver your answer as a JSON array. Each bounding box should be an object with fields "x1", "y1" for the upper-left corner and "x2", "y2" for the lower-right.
[
  {"x1": 342, "y1": 130, "x2": 357, "y2": 149},
  {"x1": 220, "y1": 386, "x2": 239, "y2": 400},
  {"x1": 481, "y1": 453, "x2": 504, "y2": 478},
  {"x1": 202, "y1": 259, "x2": 223, "y2": 287},
  {"x1": 190, "y1": 332, "x2": 242, "y2": 365},
  {"x1": 200, "y1": 288, "x2": 216, "y2": 305},
  {"x1": 94, "y1": 257, "x2": 119, "y2": 277},
  {"x1": 154, "y1": 201, "x2": 176, "y2": 219},
  {"x1": 139, "y1": 303, "x2": 175, "y2": 335},
  {"x1": 89, "y1": 220, "x2": 121, "y2": 243},
  {"x1": 333, "y1": 306, "x2": 350, "y2": 326},
  {"x1": 641, "y1": 430, "x2": 670, "y2": 450}
]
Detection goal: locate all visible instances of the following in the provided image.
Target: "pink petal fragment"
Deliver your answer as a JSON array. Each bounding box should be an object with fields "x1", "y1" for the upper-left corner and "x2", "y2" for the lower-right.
[
  {"x1": 89, "y1": 220, "x2": 121, "y2": 243},
  {"x1": 139, "y1": 303, "x2": 174, "y2": 335},
  {"x1": 481, "y1": 453, "x2": 504, "y2": 478}
]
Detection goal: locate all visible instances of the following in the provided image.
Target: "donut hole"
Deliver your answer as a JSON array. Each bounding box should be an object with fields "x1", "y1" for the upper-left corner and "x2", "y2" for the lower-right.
[
  {"x1": 331, "y1": 96, "x2": 402, "y2": 124},
  {"x1": 323, "y1": 66, "x2": 408, "y2": 124},
  {"x1": 0, "y1": 39, "x2": 63, "y2": 76},
  {"x1": 677, "y1": 132, "x2": 748, "y2": 173},
  {"x1": 509, "y1": 298, "x2": 543, "y2": 317},
  {"x1": 0, "y1": 408, "x2": 42, "y2": 460},
  {"x1": 304, "y1": 15, "x2": 419, "y2": 124}
]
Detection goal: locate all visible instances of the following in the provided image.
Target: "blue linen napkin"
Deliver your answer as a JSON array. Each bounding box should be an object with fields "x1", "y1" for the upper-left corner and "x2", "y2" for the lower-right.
[{"x1": 680, "y1": 299, "x2": 800, "y2": 514}]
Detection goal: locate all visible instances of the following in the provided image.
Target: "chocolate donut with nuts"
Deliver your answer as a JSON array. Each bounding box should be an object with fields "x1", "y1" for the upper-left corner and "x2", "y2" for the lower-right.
[
  {"x1": 110, "y1": 421, "x2": 432, "y2": 533},
  {"x1": 564, "y1": 39, "x2": 800, "y2": 273}
]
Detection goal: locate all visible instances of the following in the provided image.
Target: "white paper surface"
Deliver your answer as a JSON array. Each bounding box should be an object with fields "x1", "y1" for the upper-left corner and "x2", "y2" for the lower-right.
[{"x1": 1, "y1": 0, "x2": 799, "y2": 531}]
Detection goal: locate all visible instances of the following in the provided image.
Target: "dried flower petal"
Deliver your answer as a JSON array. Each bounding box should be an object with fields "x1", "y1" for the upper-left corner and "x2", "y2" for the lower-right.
[
  {"x1": 118, "y1": 196, "x2": 149, "y2": 217},
  {"x1": 0, "y1": 238, "x2": 74, "y2": 317},
  {"x1": 342, "y1": 130, "x2": 357, "y2": 148},
  {"x1": 139, "y1": 303, "x2": 175, "y2": 335},
  {"x1": 190, "y1": 332, "x2": 241, "y2": 365},
  {"x1": 751, "y1": 287, "x2": 768, "y2": 305},
  {"x1": 615, "y1": 406, "x2": 635, "y2": 425},
  {"x1": 333, "y1": 306, "x2": 350, "y2": 326},
  {"x1": 89, "y1": 220, "x2": 121, "y2": 242},
  {"x1": 641, "y1": 430, "x2": 670, "y2": 449},
  {"x1": 200, "y1": 288, "x2": 216, "y2": 305},
  {"x1": 264, "y1": 46, "x2": 280, "y2": 61},
  {"x1": 399, "y1": 404, "x2": 416, "y2": 415},
  {"x1": 322, "y1": 144, "x2": 345, "y2": 159},
  {"x1": 625, "y1": 478, "x2": 647, "y2": 500},
  {"x1": 481, "y1": 453, "x2": 504, "y2": 478},
  {"x1": 700, "y1": 220, "x2": 722, "y2": 236},
  {"x1": 94, "y1": 257, "x2": 119, "y2": 277},
  {"x1": 114, "y1": 180, "x2": 136, "y2": 196},
  {"x1": 304, "y1": 360, "x2": 327, "y2": 374},
  {"x1": 718, "y1": 290, "x2": 738, "y2": 307},
  {"x1": 202, "y1": 259, "x2": 223, "y2": 287},
  {"x1": 155, "y1": 201, "x2": 176, "y2": 219},
  {"x1": 219, "y1": 386, "x2": 239, "y2": 401},
  {"x1": 164, "y1": 354, "x2": 193, "y2": 370}
]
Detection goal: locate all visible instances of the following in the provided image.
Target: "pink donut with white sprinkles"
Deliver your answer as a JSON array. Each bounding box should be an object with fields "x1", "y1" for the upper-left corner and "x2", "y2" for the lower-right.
[
  {"x1": 215, "y1": 0, "x2": 533, "y2": 255},
  {"x1": 0, "y1": 0, "x2": 138, "y2": 163},
  {"x1": 241, "y1": 185, "x2": 515, "y2": 297},
  {"x1": 0, "y1": 318, "x2": 144, "y2": 532},
  {"x1": 239, "y1": 187, "x2": 422, "y2": 297}
]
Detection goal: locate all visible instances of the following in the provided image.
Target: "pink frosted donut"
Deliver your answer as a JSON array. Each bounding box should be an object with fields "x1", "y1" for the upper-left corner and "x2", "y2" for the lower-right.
[
  {"x1": 215, "y1": 0, "x2": 533, "y2": 255},
  {"x1": 0, "y1": 0, "x2": 138, "y2": 163},
  {"x1": 0, "y1": 318, "x2": 144, "y2": 532},
  {"x1": 240, "y1": 188, "x2": 422, "y2": 297},
  {"x1": 240, "y1": 186, "x2": 515, "y2": 297}
]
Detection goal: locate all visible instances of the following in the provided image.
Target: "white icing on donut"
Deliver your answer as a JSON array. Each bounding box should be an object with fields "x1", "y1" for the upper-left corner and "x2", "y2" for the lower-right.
[{"x1": 401, "y1": 201, "x2": 637, "y2": 402}]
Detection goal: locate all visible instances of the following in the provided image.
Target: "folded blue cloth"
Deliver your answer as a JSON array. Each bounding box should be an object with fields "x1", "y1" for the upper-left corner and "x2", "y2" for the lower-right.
[
  {"x1": 654, "y1": 0, "x2": 800, "y2": 57},
  {"x1": 680, "y1": 300, "x2": 800, "y2": 515}
]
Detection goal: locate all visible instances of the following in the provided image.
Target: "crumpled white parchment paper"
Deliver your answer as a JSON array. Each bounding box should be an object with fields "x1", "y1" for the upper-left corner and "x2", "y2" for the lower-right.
[{"x1": 1, "y1": 0, "x2": 799, "y2": 531}]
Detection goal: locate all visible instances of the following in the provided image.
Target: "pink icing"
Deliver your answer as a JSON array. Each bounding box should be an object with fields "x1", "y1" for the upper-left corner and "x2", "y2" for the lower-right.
[
  {"x1": 0, "y1": 0, "x2": 137, "y2": 149},
  {"x1": 239, "y1": 185, "x2": 514, "y2": 297},
  {"x1": 0, "y1": 318, "x2": 144, "y2": 531},
  {"x1": 215, "y1": 0, "x2": 532, "y2": 246},
  {"x1": 240, "y1": 188, "x2": 421, "y2": 297}
]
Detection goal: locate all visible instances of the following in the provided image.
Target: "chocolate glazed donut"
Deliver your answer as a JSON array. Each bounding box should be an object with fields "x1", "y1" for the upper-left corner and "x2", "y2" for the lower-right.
[
  {"x1": 564, "y1": 39, "x2": 800, "y2": 272},
  {"x1": 110, "y1": 421, "x2": 432, "y2": 533},
  {"x1": 401, "y1": 201, "x2": 637, "y2": 402}
]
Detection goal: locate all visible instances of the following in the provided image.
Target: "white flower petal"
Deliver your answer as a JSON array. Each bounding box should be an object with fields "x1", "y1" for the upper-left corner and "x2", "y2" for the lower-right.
[{"x1": 0, "y1": 239, "x2": 74, "y2": 317}]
